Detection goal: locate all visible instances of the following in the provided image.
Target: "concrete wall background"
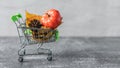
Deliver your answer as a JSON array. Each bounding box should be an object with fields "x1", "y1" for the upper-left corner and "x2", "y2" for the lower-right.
[{"x1": 0, "y1": 0, "x2": 120, "y2": 37}]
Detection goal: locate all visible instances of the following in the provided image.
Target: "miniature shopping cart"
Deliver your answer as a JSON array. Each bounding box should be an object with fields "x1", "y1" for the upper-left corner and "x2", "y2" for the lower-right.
[{"x1": 11, "y1": 13, "x2": 59, "y2": 62}]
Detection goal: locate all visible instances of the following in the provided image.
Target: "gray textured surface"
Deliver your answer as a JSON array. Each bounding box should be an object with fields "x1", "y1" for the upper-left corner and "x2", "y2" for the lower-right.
[
  {"x1": 0, "y1": 37, "x2": 120, "y2": 68},
  {"x1": 1, "y1": 0, "x2": 120, "y2": 36}
]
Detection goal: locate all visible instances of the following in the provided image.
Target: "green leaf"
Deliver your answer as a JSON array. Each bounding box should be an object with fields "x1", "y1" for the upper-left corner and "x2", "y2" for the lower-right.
[{"x1": 24, "y1": 29, "x2": 32, "y2": 35}]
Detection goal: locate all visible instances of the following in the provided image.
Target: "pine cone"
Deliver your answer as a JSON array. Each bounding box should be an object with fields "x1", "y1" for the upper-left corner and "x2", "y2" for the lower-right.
[
  {"x1": 28, "y1": 19, "x2": 42, "y2": 31},
  {"x1": 28, "y1": 19, "x2": 42, "y2": 39}
]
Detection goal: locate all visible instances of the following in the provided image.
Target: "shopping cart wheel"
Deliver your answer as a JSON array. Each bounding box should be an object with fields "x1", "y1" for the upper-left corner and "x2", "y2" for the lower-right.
[
  {"x1": 18, "y1": 56, "x2": 23, "y2": 62},
  {"x1": 47, "y1": 56, "x2": 52, "y2": 61}
]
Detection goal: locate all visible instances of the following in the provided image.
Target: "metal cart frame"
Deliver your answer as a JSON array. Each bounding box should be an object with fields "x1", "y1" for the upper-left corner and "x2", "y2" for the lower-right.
[{"x1": 11, "y1": 13, "x2": 59, "y2": 62}]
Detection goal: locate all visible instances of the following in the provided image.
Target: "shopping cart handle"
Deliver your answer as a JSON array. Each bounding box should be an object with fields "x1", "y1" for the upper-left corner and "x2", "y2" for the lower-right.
[
  {"x1": 11, "y1": 13, "x2": 22, "y2": 22},
  {"x1": 55, "y1": 30, "x2": 59, "y2": 41},
  {"x1": 11, "y1": 15, "x2": 18, "y2": 22},
  {"x1": 16, "y1": 13, "x2": 22, "y2": 18}
]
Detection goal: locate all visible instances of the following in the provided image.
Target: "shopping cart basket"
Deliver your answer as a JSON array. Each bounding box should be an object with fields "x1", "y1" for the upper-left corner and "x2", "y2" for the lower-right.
[{"x1": 11, "y1": 13, "x2": 59, "y2": 62}]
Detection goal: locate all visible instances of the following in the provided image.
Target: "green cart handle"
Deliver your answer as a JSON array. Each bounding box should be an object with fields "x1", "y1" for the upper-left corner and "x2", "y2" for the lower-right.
[
  {"x1": 11, "y1": 13, "x2": 32, "y2": 35},
  {"x1": 55, "y1": 30, "x2": 59, "y2": 41},
  {"x1": 11, "y1": 13, "x2": 22, "y2": 22}
]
